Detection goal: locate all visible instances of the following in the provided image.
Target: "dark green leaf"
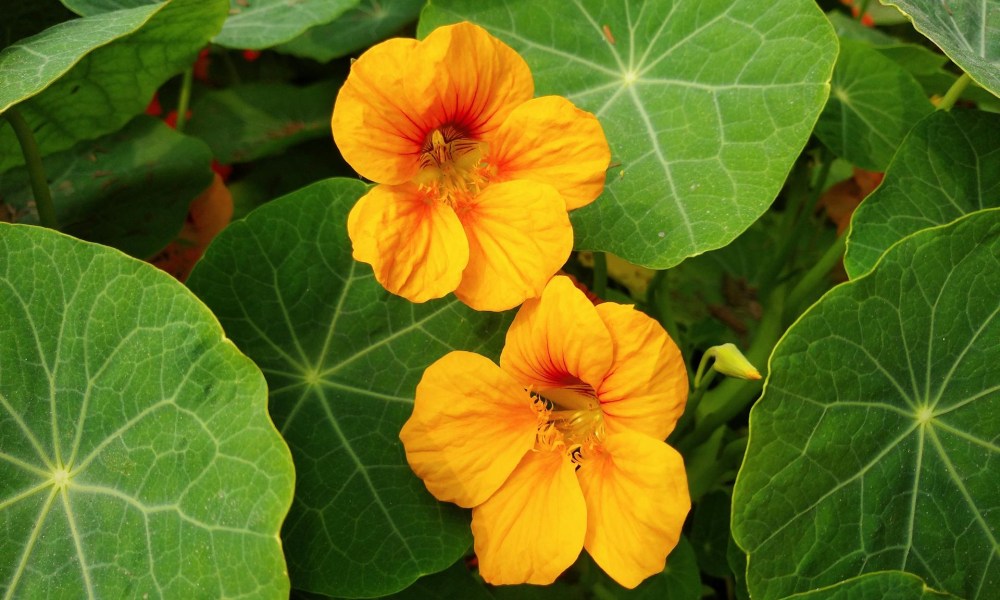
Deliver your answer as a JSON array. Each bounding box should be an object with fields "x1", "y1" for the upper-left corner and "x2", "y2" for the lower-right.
[
  {"x1": 418, "y1": 0, "x2": 837, "y2": 268},
  {"x1": 0, "y1": 115, "x2": 213, "y2": 257},
  {"x1": 690, "y1": 491, "x2": 734, "y2": 580},
  {"x1": 732, "y1": 209, "x2": 1000, "y2": 599},
  {"x1": 845, "y1": 109, "x2": 1000, "y2": 278},
  {"x1": 0, "y1": 223, "x2": 294, "y2": 598},
  {"x1": 579, "y1": 536, "x2": 701, "y2": 600},
  {"x1": 0, "y1": 0, "x2": 229, "y2": 173},
  {"x1": 814, "y1": 39, "x2": 934, "y2": 170},
  {"x1": 784, "y1": 571, "x2": 956, "y2": 600},
  {"x1": 277, "y1": 0, "x2": 423, "y2": 62},
  {"x1": 186, "y1": 81, "x2": 339, "y2": 164},
  {"x1": 214, "y1": 0, "x2": 361, "y2": 50},
  {"x1": 186, "y1": 178, "x2": 512, "y2": 598}
]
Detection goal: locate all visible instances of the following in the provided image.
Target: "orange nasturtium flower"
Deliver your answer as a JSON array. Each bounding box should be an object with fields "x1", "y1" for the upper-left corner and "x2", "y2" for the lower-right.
[
  {"x1": 332, "y1": 22, "x2": 610, "y2": 311},
  {"x1": 400, "y1": 276, "x2": 690, "y2": 587}
]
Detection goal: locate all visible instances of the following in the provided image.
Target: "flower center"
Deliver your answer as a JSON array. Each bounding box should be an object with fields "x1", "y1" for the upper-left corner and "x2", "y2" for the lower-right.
[
  {"x1": 414, "y1": 124, "x2": 490, "y2": 204},
  {"x1": 531, "y1": 382, "x2": 605, "y2": 463}
]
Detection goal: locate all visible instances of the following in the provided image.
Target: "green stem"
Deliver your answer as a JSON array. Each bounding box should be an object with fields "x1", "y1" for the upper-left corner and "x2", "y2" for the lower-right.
[
  {"x1": 857, "y1": 0, "x2": 872, "y2": 19},
  {"x1": 174, "y1": 67, "x2": 194, "y2": 132},
  {"x1": 591, "y1": 251, "x2": 608, "y2": 298},
  {"x1": 785, "y1": 232, "x2": 845, "y2": 314},
  {"x1": 675, "y1": 289, "x2": 785, "y2": 453},
  {"x1": 3, "y1": 107, "x2": 57, "y2": 229},
  {"x1": 938, "y1": 72, "x2": 972, "y2": 111}
]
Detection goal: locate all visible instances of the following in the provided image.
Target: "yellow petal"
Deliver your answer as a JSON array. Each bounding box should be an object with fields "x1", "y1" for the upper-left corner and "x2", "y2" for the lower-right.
[
  {"x1": 332, "y1": 38, "x2": 425, "y2": 185},
  {"x1": 399, "y1": 351, "x2": 538, "y2": 508},
  {"x1": 472, "y1": 449, "x2": 586, "y2": 585},
  {"x1": 347, "y1": 184, "x2": 468, "y2": 303},
  {"x1": 488, "y1": 96, "x2": 611, "y2": 210},
  {"x1": 500, "y1": 276, "x2": 612, "y2": 393},
  {"x1": 406, "y1": 22, "x2": 534, "y2": 141},
  {"x1": 578, "y1": 432, "x2": 690, "y2": 589},
  {"x1": 594, "y1": 302, "x2": 688, "y2": 440},
  {"x1": 454, "y1": 180, "x2": 572, "y2": 312}
]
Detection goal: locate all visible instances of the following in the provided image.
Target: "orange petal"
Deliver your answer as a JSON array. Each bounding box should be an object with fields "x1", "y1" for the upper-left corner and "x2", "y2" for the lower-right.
[
  {"x1": 332, "y1": 37, "x2": 425, "y2": 185},
  {"x1": 472, "y1": 449, "x2": 586, "y2": 585},
  {"x1": 594, "y1": 302, "x2": 688, "y2": 440},
  {"x1": 400, "y1": 352, "x2": 538, "y2": 508},
  {"x1": 500, "y1": 276, "x2": 612, "y2": 392},
  {"x1": 488, "y1": 96, "x2": 611, "y2": 210},
  {"x1": 578, "y1": 431, "x2": 690, "y2": 589},
  {"x1": 347, "y1": 184, "x2": 468, "y2": 303},
  {"x1": 454, "y1": 180, "x2": 572, "y2": 312},
  {"x1": 406, "y1": 22, "x2": 534, "y2": 141}
]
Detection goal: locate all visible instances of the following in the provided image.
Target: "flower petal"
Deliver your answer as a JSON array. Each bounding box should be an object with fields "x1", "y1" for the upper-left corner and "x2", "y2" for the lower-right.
[
  {"x1": 472, "y1": 449, "x2": 586, "y2": 585},
  {"x1": 347, "y1": 184, "x2": 468, "y2": 303},
  {"x1": 578, "y1": 431, "x2": 690, "y2": 589},
  {"x1": 454, "y1": 180, "x2": 572, "y2": 312},
  {"x1": 406, "y1": 22, "x2": 534, "y2": 141},
  {"x1": 400, "y1": 351, "x2": 538, "y2": 508},
  {"x1": 500, "y1": 276, "x2": 612, "y2": 392},
  {"x1": 332, "y1": 38, "x2": 425, "y2": 185},
  {"x1": 595, "y1": 302, "x2": 688, "y2": 440},
  {"x1": 488, "y1": 96, "x2": 611, "y2": 210}
]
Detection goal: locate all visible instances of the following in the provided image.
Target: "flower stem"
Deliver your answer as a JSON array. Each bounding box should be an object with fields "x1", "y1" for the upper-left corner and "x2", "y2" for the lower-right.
[
  {"x1": 785, "y1": 232, "x2": 845, "y2": 315},
  {"x1": 3, "y1": 107, "x2": 57, "y2": 229},
  {"x1": 174, "y1": 67, "x2": 194, "y2": 132},
  {"x1": 591, "y1": 251, "x2": 607, "y2": 298},
  {"x1": 937, "y1": 72, "x2": 972, "y2": 111}
]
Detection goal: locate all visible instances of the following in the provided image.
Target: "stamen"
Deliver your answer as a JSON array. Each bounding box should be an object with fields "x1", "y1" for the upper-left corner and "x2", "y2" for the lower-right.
[{"x1": 415, "y1": 124, "x2": 488, "y2": 203}]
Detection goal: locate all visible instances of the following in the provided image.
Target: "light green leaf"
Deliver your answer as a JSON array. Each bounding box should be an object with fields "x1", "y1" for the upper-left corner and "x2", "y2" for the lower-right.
[
  {"x1": 882, "y1": 0, "x2": 1000, "y2": 98},
  {"x1": 0, "y1": 224, "x2": 294, "y2": 598},
  {"x1": 418, "y1": 0, "x2": 837, "y2": 269},
  {"x1": 827, "y1": 12, "x2": 949, "y2": 76},
  {"x1": 277, "y1": 0, "x2": 423, "y2": 62},
  {"x1": 186, "y1": 178, "x2": 512, "y2": 598},
  {"x1": 0, "y1": 0, "x2": 229, "y2": 173},
  {"x1": 845, "y1": 109, "x2": 1000, "y2": 278},
  {"x1": 732, "y1": 209, "x2": 1000, "y2": 599},
  {"x1": 186, "y1": 81, "x2": 339, "y2": 164},
  {"x1": 784, "y1": 571, "x2": 956, "y2": 600},
  {"x1": 215, "y1": 0, "x2": 361, "y2": 50},
  {"x1": 814, "y1": 39, "x2": 934, "y2": 170},
  {"x1": 0, "y1": 115, "x2": 213, "y2": 257}
]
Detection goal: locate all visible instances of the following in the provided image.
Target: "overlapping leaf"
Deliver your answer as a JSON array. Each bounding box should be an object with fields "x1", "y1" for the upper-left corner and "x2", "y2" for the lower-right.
[
  {"x1": 883, "y1": 0, "x2": 1000, "y2": 98},
  {"x1": 732, "y1": 209, "x2": 1000, "y2": 599},
  {"x1": 845, "y1": 109, "x2": 1000, "y2": 278},
  {"x1": 0, "y1": 0, "x2": 228, "y2": 173},
  {"x1": 277, "y1": 0, "x2": 423, "y2": 63},
  {"x1": 0, "y1": 224, "x2": 294, "y2": 598},
  {"x1": 418, "y1": 0, "x2": 837, "y2": 268},
  {"x1": 814, "y1": 39, "x2": 934, "y2": 171},
  {"x1": 0, "y1": 115, "x2": 213, "y2": 257},
  {"x1": 214, "y1": 0, "x2": 360, "y2": 49},
  {"x1": 186, "y1": 178, "x2": 512, "y2": 598}
]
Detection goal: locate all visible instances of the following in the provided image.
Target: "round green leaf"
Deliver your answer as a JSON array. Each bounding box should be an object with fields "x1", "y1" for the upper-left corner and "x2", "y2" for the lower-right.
[
  {"x1": 214, "y1": 0, "x2": 361, "y2": 50},
  {"x1": 814, "y1": 39, "x2": 934, "y2": 171},
  {"x1": 186, "y1": 178, "x2": 512, "y2": 598},
  {"x1": 732, "y1": 209, "x2": 1000, "y2": 599},
  {"x1": 0, "y1": 115, "x2": 213, "y2": 257},
  {"x1": 418, "y1": 0, "x2": 837, "y2": 269},
  {"x1": 276, "y1": 0, "x2": 423, "y2": 63},
  {"x1": 0, "y1": 0, "x2": 229, "y2": 173},
  {"x1": 882, "y1": 0, "x2": 1000, "y2": 98},
  {"x1": 845, "y1": 109, "x2": 1000, "y2": 278},
  {"x1": 186, "y1": 81, "x2": 340, "y2": 164},
  {"x1": 784, "y1": 572, "x2": 955, "y2": 600},
  {"x1": 0, "y1": 224, "x2": 294, "y2": 598}
]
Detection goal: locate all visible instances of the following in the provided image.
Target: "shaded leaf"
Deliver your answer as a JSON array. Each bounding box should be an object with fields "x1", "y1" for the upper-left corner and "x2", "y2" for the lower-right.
[
  {"x1": 0, "y1": 223, "x2": 294, "y2": 598},
  {"x1": 277, "y1": 0, "x2": 423, "y2": 62},
  {"x1": 0, "y1": 115, "x2": 213, "y2": 257},
  {"x1": 0, "y1": 0, "x2": 228, "y2": 173},
  {"x1": 785, "y1": 571, "x2": 956, "y2": 600},
  {"x1": 845, "y1": 109, "x2": 1000, "y2": 278},
  {"x1": 814, "y1": 39, "x2": 934, "y2": 171},
  {"x1": 732, "y1": 209, "x2": 1000, "y2": 599},
  {"x1": 186, "y1": 178, "x2": 512, "y2": 598},
  {"x1": 579, "y1": 536, "x2": 701, "y2": 600},
  {"x1": 418, "y1": 0, "x2": 837, "y2": 268}
]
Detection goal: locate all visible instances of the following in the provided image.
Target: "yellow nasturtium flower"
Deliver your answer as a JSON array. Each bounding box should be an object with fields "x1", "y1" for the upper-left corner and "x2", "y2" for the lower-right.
[
  {"x1": 400, "y1": 276, "x2": 690, "y2": 587},
  {"x1": 332, "y1": 22, "x2": 610, "y2": 311}
]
